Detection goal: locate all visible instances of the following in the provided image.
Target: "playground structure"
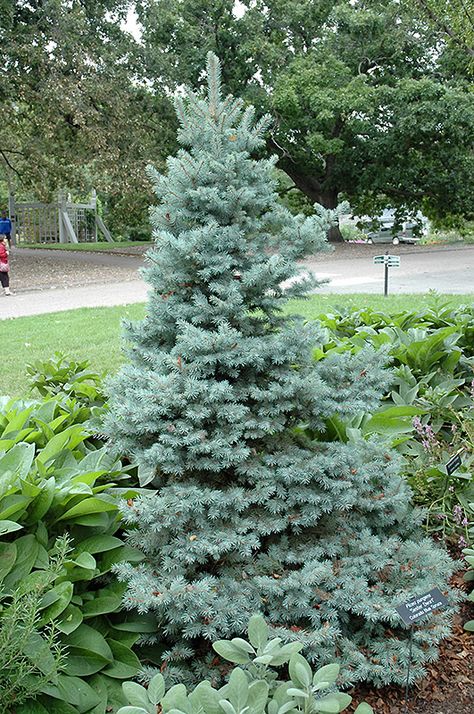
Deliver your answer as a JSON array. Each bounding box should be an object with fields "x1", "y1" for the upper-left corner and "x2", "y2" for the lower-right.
[{"x1": 7, "y1": 190, "x2": 113, "y2": 245}]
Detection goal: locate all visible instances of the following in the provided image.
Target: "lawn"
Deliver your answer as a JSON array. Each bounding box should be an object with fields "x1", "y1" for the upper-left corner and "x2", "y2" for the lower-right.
[{"x1": 2, "y1": 292, "x2": 473, "y2": 398}]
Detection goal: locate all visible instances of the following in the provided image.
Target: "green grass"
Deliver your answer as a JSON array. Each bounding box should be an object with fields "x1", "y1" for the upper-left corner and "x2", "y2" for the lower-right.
[
  {"x1": 2, "y1": 293, "x2": 473, "y2": 398},
  {"x1": 16, "y1": 241, "x2": 152, "y2": 252}
]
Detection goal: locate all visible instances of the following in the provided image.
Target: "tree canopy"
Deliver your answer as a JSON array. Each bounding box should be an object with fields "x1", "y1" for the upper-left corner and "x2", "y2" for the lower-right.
[
  {"x1": 0, "y1": 0, "x2": 175, "y2": 233},
  {"x1": 1, "y1": 1, "x2": 473, "y2": 237},
  {"x1": 136, "y1": 0, "x2": 474, "y2": 236}
]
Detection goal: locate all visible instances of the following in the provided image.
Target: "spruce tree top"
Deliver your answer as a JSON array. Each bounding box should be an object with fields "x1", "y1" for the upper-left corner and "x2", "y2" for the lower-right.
[{"x1": 105, "y1": 53, "x2": 372, "y2": 481}]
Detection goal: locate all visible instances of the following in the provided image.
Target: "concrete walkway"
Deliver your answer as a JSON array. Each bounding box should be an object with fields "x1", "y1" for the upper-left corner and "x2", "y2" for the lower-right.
[
  {"x1": 2, "y1": 243, "x2": 473, "y2": 319},
  {"x1": 0, "y1": 280, "x2": 148, "y2": 319}
]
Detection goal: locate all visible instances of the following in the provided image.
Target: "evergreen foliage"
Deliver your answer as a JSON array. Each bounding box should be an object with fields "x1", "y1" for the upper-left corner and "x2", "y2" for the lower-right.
[{"x1": 106, "y1": 54, "x2": 456, "y2": 688}]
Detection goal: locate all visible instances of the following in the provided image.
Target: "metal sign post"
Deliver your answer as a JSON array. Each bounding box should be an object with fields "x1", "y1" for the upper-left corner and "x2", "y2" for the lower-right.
[{"x1": 373, "y1": 252, "x2": 400, "y2": 295}]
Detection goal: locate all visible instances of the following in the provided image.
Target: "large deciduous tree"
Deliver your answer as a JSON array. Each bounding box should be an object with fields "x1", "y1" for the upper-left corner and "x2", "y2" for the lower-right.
[
  {"x1": 136, "y1": 0, "x2": 474, "y2": 240},
  {"x1": 0, "y1": 0, "x2": 175, "y2": 234}
]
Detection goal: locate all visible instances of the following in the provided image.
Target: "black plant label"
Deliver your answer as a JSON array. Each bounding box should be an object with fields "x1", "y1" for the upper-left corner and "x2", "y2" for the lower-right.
[
  {"x1": 446, "y1": 452, "x2": 462, "y2": 476},
  {"x1": 396, "y1": 587, "x2": 449, "y2": 625}
]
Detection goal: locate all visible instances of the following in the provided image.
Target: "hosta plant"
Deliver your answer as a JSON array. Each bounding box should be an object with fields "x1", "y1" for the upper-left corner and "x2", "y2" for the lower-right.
[
  {"x1": 117, "y1": 616, "x2": 372, "y2": 714},
  {"x1": 0, "y1": 394, "x2": 156, "y2": 713},
  {"x1": 27, "y1": 352, "x2": 106, "y2": 407}
]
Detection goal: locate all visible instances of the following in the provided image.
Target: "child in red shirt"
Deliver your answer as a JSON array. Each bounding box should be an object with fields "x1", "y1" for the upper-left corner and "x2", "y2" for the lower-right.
[{"x1": 0, "y1": 235, "x2": 11, "y2": 295}]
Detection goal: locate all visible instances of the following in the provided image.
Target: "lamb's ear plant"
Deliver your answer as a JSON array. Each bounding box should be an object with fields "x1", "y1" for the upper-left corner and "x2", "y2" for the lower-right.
[{"x1": 117, "y1": 616, "x2": 373, "y2": 714}]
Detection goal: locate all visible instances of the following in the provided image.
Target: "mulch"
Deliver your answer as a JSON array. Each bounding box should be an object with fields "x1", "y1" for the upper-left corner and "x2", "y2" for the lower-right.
[
  {"x1": 348, "y1": 573, "x2": 473, "y2": 714},
  {"x1": 8, "y1": 248, "x2": 141, "y2": 293}
]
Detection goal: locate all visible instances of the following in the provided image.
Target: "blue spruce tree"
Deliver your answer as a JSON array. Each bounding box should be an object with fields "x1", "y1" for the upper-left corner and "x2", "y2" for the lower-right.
[{"x1": 106, "y1": 54, "x2": 455, "y2": 687}]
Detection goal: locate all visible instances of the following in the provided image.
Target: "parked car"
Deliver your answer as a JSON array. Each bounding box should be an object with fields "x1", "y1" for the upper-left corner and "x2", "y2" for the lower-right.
[{"x1": 366, "y1": 221, "x2": 420, "y2": 245}]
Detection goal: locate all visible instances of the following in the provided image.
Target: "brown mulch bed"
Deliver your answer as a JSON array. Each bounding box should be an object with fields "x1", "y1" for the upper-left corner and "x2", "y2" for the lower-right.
[
  {"x1": 348, "y1": 575, "x2": 473, "y2": 714},
  {"x1": 8, "y1": 249, "x2": 142, "y2": 293}
]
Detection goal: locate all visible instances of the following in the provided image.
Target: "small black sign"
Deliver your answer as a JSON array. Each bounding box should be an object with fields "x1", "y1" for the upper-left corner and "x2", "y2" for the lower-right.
[
  {"x1": 446, "y1": 452, "x2": 462, "y2": 476},
  {"x1": 396, "y1": 587, "x2": 449, "y2": 625}
]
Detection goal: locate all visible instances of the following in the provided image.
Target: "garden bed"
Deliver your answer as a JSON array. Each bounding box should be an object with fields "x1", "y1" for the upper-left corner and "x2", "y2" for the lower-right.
[{"x1": 349, "y1": 576, "x2": 473, "y2": 713}]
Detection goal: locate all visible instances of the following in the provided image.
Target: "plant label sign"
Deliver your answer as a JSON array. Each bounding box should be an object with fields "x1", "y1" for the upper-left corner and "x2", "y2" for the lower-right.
[
  {"x1": 446, "y1": 452, "x2": 462, "y2": 476},
  {"x1": 396, "y1": 587, "x2": 449, "y2": 625},
  {"x1": 373, "y1": 254, "x2": 400, "y2": 267}
]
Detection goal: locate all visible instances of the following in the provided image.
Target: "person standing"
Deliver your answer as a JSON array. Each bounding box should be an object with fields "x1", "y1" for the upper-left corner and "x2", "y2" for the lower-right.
[
  {"x1": 0, "y1": 210, "x2": 12, "y2": 247},
  {"x1": 0, "y1": 235, "x2": 11, "y2": 295}
]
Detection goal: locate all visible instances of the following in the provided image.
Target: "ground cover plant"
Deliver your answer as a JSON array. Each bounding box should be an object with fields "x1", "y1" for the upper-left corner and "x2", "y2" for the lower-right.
[
  {"x1": 313, "y1": 300, "x2": 474, "y2": 549},
  {"x1": 105, "y1": 55, "x2": 457, "y2": 689},
  {"x1": 117, "y1": 615, "x2": 372, "y2": 714},
  {"x1": 0, "y1": 361, "x2": 158, "y2": 713}
]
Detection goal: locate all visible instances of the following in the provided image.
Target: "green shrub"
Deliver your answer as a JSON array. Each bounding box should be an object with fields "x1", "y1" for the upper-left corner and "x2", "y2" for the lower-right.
[
  {"x1": 117, "y1": 615, "x2": 372, "y2": 714},
  {"x1": 27, "y1": 353, "x2": 106, "y2": 406},
  {"x1": 340, "y1": 224, "x2": 368, "y2": 242},
  {"x1": 0, "y1": 386, "x2": 157, "y2": 713},
  {"x1": 314, "y1": 300, "x2": 474, "y2": 546},
  {"x1": 0, "y1": 536, "x2": 69, "y2": 710}
]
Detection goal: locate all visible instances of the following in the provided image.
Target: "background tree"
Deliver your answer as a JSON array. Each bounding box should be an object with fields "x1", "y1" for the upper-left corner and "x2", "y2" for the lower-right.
[
  {"x1": 106, "y1": 55, "x2": 455, "y2": 687},
  {"x1": 412, "y1": 0, "x2": 474, "y2": 59},
  {"x1": 136, "y1": 0, "x2": 474, "y2": 240},
  {"x1": 0, "y1": 0, "x2": 176, "y2": 235}
]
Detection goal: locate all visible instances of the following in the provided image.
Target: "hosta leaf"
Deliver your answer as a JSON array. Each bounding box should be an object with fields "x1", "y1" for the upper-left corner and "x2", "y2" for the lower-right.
[
  {"x1": 0, "y1": 541, "x2": 17, "y2": 582},
  {"x1": 57, "y1": 604, "x2": 83, "y2": 634},
  {"x1": 122, "y1": 681, "x2": 151, "y2": 708},
  {"x1": 0, "y1": 519, "x2": 23, "y2": 535},
  {"x1": 313, "y1": 664, "x2": 340, "y2": 686},
  {"x1": 103, "y1": 639, "x2": 141, "y2": 679},
  {"x1": 63, "y1": 623, "x2": 113, "y2": 662},
  {"x1": 41, "y1": 675, "x2": 101, "y2": 712},
  {"x1": 57, "y1": 496, "x2": 116, "y2": 521},
  {"x1": 148, "y1": 673, "x2": 166, "y2": 705},
  {"x1": 354, "y1": 704, "x2": 374, "y2": 714}
]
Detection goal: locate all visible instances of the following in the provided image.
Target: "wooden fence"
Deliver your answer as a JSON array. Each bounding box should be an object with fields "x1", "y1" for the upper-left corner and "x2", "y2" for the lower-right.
[{"x1": 8, "y1": 191, "x2": 113, "y2": 245}]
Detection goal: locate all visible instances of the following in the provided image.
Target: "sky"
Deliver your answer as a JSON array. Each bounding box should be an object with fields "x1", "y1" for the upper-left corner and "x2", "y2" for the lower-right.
[{"x1": 123, "y1": 5, "x2": 142, "y2": 41}]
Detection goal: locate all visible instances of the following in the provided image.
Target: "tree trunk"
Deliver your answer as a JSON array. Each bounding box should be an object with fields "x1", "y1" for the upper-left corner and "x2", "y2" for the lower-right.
[
  {"x1": 327, "y1": 224, "x2": 344, "y2": 243},
  {"x1": 274, "y1": 155, "x2": 344, "y2": 243},
  {"x1": 317, "y1": 190, "x2": 344, "y2": 243}
]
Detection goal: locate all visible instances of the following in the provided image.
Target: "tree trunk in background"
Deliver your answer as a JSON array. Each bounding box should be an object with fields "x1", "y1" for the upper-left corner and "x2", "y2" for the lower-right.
[
  {"x1": 318, "y1": 189, "x2": 343, "y2": 243},
  {"x1": 276, "y1": 158, "x2": 344, "y2": 243}
]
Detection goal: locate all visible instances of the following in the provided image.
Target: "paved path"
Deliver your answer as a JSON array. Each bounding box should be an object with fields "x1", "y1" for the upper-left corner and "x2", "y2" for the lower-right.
[
  {"x1": 0, "y1": 281, "x2": 149, "y2": 319},
  {"x1": 1, "y1": 244, "x2": 473, "y2": 319},
  {"x1": 309, "y1": 244, "x2": 474, "y2": 294}
]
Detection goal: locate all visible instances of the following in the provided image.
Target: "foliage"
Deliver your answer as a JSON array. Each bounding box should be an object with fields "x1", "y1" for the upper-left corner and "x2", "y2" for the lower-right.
[
  {"x1": 410, "y1": 0, "x2": 474, "y2": 61},
  {"x1": 27, "y1": 352, "x2": 106, "y2": 405},
  {"x1": 340, "y1": 225, "x2": 368, "y2": 243},
  {"x1": 106, "y1": 55, "x2": 456, "y2": 688},
  {"x1": 135, "y1": 0, "x2": 474, "y2": 233},
  {"x1": 314, "y1": 299, "x2": 474, "y2": 547},
  {"x1": 0, "y1": 535, "x2": 69, "y2": 710},
  {"x1": 0, "y1": 375, "x2": 155, "y2": 713},
  {"x1": 0, "y1": 0, "x2": 176, "y2": 234},
  {"x1": 421, "y1": 222, "x2": 474, "y2": 245},
  {"x1": 117, "y1": 615, "x2": 373, "y2": 714},
  {"x1": 463, "y1": 544, "x2": 474, "y2": 632}
]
